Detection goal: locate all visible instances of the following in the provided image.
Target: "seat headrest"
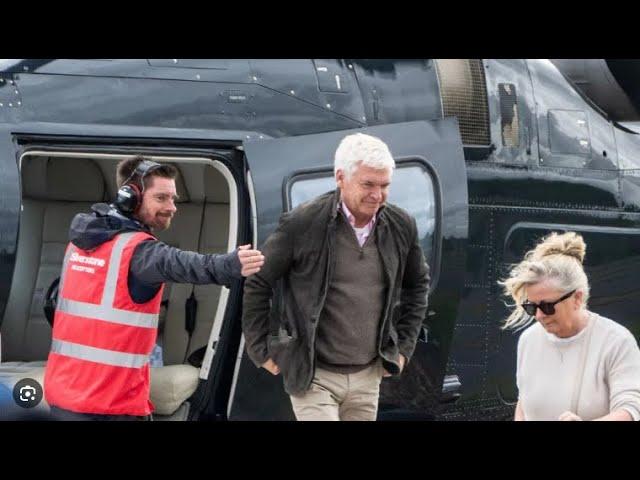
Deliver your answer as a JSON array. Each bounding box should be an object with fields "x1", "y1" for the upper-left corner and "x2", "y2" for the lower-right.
[
  {"x1": 203, "y1": 166, "x2": 229, "y2": 203},
  {"x1": 22, "y1": 157, "x2": 106, "y2": 202}
]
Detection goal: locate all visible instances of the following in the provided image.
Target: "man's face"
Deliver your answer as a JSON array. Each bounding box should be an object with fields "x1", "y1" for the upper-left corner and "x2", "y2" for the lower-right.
[
  {"x1": 135, "y1": 176, "x2": 178, "y2": 231},
  {"x1": 336, "y1": 163, "x2": 392, "y2": 224}
]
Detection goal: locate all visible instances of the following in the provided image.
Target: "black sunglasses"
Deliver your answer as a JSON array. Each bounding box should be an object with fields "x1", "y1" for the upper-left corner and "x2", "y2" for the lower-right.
[{"x1": 521, "y1": 289, "x2": 576, "y2": 316}]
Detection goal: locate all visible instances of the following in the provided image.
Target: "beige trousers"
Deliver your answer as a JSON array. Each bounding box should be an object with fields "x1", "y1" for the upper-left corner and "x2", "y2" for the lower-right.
[{"x1": 289, "y1": 361, "x2": 384, "y2": 421}]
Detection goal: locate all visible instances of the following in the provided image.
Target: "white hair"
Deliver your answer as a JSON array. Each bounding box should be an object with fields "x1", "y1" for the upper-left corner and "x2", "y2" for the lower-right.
[{"x1": 334, "y1": 132, "x2": 395, "y2": 179}]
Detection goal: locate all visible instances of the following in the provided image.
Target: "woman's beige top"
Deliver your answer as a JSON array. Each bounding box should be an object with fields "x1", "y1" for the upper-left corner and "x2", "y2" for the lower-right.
[{"x1": 517, "y1": 312, "x2": 640, "y2": 421}]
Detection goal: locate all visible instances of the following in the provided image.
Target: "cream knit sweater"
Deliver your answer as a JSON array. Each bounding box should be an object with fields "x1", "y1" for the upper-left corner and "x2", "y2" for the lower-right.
[{"x1": 517, "y1": 312, "x2": 640, "y2": 421}]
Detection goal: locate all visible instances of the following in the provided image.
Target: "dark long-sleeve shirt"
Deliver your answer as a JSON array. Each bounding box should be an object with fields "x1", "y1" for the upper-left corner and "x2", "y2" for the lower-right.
[
  {"x1": 68, "y1": 203, "x2": 242, "y2": 304},
  {"x1": 128, "y1": 240, "x2": 241, "y2": 303}
]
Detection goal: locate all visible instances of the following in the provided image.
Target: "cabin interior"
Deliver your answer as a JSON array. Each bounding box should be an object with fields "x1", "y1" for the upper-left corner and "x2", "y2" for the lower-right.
[{"x1": 0, "y1": 152, "x2": 235, "y2": 420}]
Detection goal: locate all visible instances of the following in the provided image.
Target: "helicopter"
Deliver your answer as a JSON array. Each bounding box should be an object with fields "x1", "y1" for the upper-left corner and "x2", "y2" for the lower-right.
[{"x1": 0, "y1": 58, "x2": 638, "y2": 420}]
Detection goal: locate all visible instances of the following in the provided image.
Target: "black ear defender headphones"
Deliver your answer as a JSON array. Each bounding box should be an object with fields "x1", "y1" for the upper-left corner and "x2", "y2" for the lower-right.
[{"x1": 114, "y1": 159, "x2": 163, "y2": 214}]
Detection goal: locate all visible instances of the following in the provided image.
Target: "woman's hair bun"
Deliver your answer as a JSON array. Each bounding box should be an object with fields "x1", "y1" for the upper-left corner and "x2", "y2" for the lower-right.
[{"x1": 527, "y1": 231, "x2": 586, "y2": 264}]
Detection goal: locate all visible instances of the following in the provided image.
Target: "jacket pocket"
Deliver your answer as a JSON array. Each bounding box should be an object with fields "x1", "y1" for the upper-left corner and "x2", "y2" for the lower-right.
[
  {"x1": 382, "y1": 322, "x2": 399, "y2": 355},
  {"x1": 268, "y1": 323, "x2": 295, "y2": 349},
  {"x1": 381, "y1": 327, "x2": 401, "y2": 375},
  {"x1": 268, "y1": 322, "x2": 299, "y2": 367}
]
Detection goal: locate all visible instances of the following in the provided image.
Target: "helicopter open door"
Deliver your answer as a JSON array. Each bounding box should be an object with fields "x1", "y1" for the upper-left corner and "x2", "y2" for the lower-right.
[{"x1": 230, "y1": 118, "x2": 468, "y2": 420}]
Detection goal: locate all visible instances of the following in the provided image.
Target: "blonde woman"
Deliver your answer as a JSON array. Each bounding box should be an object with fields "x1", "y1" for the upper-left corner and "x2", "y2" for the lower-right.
[{"x1": 501, "y1": 232, "x2": 640, "y2": 421}]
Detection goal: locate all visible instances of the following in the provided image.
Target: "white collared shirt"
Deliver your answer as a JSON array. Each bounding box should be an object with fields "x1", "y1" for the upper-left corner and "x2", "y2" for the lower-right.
[{"x1": 340, "y1": 201, "x2": 376, "y2": 247}]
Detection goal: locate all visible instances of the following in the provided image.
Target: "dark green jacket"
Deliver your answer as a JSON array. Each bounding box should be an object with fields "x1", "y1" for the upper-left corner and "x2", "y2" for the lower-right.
[{"x1": 242, "y1": 189, "x2": 430, "y2": 395}]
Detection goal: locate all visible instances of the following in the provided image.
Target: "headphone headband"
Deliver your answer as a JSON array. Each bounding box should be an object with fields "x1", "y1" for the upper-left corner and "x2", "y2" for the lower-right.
[{"x1": 133, "y1": 160, "x2": 162, "y2": 184}]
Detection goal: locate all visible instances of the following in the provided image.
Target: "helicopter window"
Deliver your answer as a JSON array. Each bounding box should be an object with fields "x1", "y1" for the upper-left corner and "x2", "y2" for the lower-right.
[{"x1": 288, "y1": 163, "x2": 437, "y2": 265}]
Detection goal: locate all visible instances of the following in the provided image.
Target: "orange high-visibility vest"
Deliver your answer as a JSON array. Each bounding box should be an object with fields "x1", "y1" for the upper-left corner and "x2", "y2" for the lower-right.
[{"x1": 44, "y1": 231, "x2": 164, "y2": 416}]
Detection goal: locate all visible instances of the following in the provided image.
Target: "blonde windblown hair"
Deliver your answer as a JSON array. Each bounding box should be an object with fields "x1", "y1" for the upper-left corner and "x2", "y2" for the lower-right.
[{"x1": 500, "y1": 232, "x2": 590, "y2": 330}]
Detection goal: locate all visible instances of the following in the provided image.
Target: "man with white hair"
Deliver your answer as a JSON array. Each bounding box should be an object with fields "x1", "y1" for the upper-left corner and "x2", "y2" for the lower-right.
[{"x1": 242, "y1": 132, "x2": 430, "y2": 421}]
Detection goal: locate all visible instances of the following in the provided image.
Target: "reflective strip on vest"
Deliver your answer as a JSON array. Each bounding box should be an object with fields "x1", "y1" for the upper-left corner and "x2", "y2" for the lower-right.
[
  {"x1": 51, "y1": 339, "x2": 149, "y2": 369},
  {"x1": 102, "y1": 231, "x2": 133, "y2": 307},
  {"x1": 56, "y1": 298, "x2": 158, "y2": 328},
  {"x1": 53, "y1": 232, "x2": 158, "y2": 365}
]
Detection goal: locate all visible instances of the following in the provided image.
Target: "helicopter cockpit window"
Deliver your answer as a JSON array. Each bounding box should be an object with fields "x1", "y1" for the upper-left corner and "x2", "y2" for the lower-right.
[{"x1": 287, "y1": 162, "x2": 437, "y2": 267}]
